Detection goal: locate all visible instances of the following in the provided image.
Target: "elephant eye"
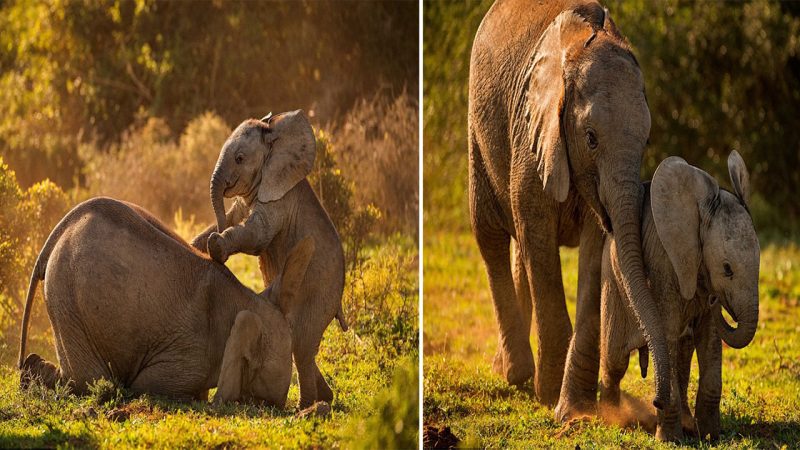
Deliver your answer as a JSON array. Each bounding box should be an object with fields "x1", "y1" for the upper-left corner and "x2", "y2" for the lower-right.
[
  {"x1": 723, "y1": 262, "x2": 733, "y2": 278},
  {"x1": 586, "y1": 129, "x2": 598, "y2": 150},
  {"x1": 235, "y1": 154, "x2": 244, "y2": 164}
]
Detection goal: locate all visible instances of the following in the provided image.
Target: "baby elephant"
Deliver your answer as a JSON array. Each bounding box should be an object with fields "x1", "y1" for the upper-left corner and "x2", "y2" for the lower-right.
[
  {"x1": 599, "y1": 152, "x2": 759, "y2": 441},
  {"x1": 19, "y1": 197, "x2": 312, "y2": 406},
  {"x1": 192, "y1": 110, "x2": 346, "y2": 408}
]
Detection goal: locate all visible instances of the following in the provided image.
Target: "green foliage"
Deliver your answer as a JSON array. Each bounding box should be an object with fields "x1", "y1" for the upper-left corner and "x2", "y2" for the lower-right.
[
  {"x1": 0, "y1": 159, "x2": 67, "y2": 338},
  {"x1": 0, "y1": 0, "x2": 417, "y2": 192},
  {"x1": 87, "y1": 378, "x2": 128, "y2": 409},
  {"x1": 333, "y1": 92, "x2": 419, "y2": 236},
  {"x1": 309, "y1": 129, "x2": 382, "y2": 271},
  {"x1": 424, "y1": 1, "x2": 800, "y2": 237},
  {"x1": 82, "y1": 112, "x2": 230, "y2": 223},
  {"x1": 424, "y1": 232, "x2": 800, "y2": 448},
  {"x1": 348, "y1": 356, "x2": 419, "y2": 450}
]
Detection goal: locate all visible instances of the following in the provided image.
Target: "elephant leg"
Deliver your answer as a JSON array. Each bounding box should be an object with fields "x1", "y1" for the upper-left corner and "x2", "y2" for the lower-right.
[
  {"x1": 676, "y1": 334, "x2": 697, "y2": 437},
  {"x1": 20, "y1": 353, "x2": 63, "y2": 391},
  {"x1": 208, "y1": 212, "x2": 274, "y2": 263},
  {"x1": 494, "y1": 240, "x2": 534, "y2": 379},
  {"x1": 315, "y1": 362, "x2": 333, "y2": 403},
  {"x1": 557, "y1": 218, "x2": 604, "y2": 420},
  {"x1": 292, "y1": 325, "x2": 326, "y2": 409},
  {"x1": 597, "y1": 272, "x2": 630, "y2": 410},
  {"x1": 470, "y1": 132, "x2": 533, "y2": 387},
  {"x1": 655, "y1": 337, "x2": 683, "y2": 442},
  {"x1": 474, "y1": 224, "x2": 534, "y2": 386},
  {"x1": 518, "y1": 223, "x2": 572, "y2": 405},
  {"x1": 693, "y1": 313, "x2": 722, "y2": 441}
]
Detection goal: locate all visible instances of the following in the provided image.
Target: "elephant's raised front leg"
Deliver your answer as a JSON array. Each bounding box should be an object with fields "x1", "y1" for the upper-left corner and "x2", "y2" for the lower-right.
[
  {"x1": 557, "y1": 218, "x2": 604, "y2": 419},
  {"x1": 191, "y1": 198, "x2": 249, "y2": 252},
  {"x1": 693, "y1": 311, "x2": 722, "y2": 441},
  {"x1": 207, "y1": 211, "x2": 274, "y2": 263}
]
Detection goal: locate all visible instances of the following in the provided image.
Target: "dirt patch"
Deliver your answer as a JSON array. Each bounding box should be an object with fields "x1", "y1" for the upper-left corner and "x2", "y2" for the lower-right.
[
  {"x1": 423, "y1": 424, "x2": 459, "y2": 449},
  {"x1": 597, "y1": 392, "x2": 657, "y2": 434}
]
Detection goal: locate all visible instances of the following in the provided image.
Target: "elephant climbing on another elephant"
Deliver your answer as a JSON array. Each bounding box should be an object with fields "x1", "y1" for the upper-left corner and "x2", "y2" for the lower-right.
[
  {"x1": 18, "y1": 197, "x2": 312, "y2": 406},
  {"x1": 190, "y1": 110, "x2": 346, "y2": 408},
  {"x1": 468, "y1": 0, "x2": 670, "y2": 417},
  {"x1": 600, "y1": 152, "x2": 760, "y2": 441}
]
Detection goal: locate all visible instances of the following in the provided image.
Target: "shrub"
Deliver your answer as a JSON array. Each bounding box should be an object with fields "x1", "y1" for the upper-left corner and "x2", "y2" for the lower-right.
[
  {"x1": 332, "y1": 91, "x2": 418, "y2": 236},
  {"x1": 309, "y1": 129, "x2": 381, "y2": 271},
  {"x1": 0, "y1": 158, "x2": 67, "y2": 339},
  {"x1": 82, "y1": 112, "x2": 230, "y2": 224},
  {"x1": 348, "y1": 355, "x2": 419, "y2": 449}
]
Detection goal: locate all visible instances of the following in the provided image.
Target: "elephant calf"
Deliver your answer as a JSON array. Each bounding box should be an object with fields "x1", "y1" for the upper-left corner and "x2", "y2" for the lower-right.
[
  {"x1": 192, "y1": 110, "x2": 346, "y2": 408},
  {"x1": 599, "y1": 152, "x2": 759, "y2": 441},
  {"x1": 19, "y1": 197, "x2": 311, "y2": 406}
]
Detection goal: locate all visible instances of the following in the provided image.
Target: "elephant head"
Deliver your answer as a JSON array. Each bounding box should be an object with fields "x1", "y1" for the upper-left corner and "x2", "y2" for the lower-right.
[
  {"x1": 215, "y1": 236, "x2": 315, "y2": 405},
  {"x1": 210, "y1": 110, "x2": 316, "y2": 232},
  {"x1": 527, "y1": 5, "x2": 670, "y2": 407},
  {"x1": 651, "y1": 152, "x2": 760, "y2": 349}
]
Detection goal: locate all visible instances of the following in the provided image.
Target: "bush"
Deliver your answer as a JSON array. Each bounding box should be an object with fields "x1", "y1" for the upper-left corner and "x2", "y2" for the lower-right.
[
  {"x1": 348, "y1": 355, "x2": 418, "y2": 449},
  {"x1": 0, "y1": 158, "x2": 68, "y2": 338},
  {"x1": 309, "y1": 130, "x2": 381, "y2": 271},
  {"x1": 332, "y1": 91, "x2": 418, "y2": 236},
  {"x1": 82, "y1": 112, "x2": 230, "y2": 223}
]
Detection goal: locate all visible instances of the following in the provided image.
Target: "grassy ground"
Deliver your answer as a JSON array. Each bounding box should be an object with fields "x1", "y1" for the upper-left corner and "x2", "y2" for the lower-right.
[
  {"x1": 0, "y1": 231, "x2": 419, "y2": 448},
  {"x1": 423, "y1": 231, "x2": 800, "y2": 448}
]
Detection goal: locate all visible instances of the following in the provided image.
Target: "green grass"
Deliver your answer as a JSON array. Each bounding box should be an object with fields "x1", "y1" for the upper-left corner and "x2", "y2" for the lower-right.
[
  {"x1": 0, "y1": 233, "x2": 419, "y2": 449},
  {"x1": 423, "y1": 231, "x2": 800, "y2": 448}
]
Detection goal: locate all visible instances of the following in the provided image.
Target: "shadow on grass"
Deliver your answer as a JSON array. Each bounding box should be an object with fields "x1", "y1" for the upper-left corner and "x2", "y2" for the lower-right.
[
  {"x1": 715, "y1": 414, "x2": 800, "y2": 447},
  {"x1": 0, "y1": 416, "x2": 96, "y2": 448}
]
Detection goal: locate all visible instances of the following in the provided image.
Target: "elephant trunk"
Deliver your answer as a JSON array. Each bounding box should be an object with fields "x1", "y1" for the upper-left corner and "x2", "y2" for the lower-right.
[
  {"x1": 210, "y1": 164, "x2": 227, "y2": 233},
  {"x1": 609, "y1": 182, "x2": 671, "y2": 410},
  {"x1": 710, "y1": 294, "x2": 758, "y2": 349}
]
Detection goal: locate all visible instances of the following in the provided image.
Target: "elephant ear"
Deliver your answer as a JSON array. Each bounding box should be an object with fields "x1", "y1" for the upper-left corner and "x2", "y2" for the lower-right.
[
  {"x1": 526, "y1": 10, "x2": 595, "y2": 202},
  {"x1": 651, "y1": 156, "x2": 720, "y2": 300},
  {"x1": 258, "y1": 110, "x2": 316, "y2": 203},
  {"x1": 727, "y1": 150, "x2": 750, "y2": 208}
]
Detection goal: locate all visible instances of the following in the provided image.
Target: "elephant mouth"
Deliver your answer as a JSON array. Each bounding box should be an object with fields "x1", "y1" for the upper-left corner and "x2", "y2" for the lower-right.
[
  {"x1": 223, "y1": 176, "x2": 240, "y2": 196},
  {"x1": 710, "y1": 294, "x2": 739, "y2": 325}
]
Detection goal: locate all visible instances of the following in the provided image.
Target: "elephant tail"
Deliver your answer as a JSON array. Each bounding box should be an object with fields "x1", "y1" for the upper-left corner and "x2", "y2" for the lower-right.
[
  {"x1": 18, "y1": 258, "x2": 45, "y2": 369},
  {"x1": 335, "y1": 306, "x2": 348, "y2": 332}
]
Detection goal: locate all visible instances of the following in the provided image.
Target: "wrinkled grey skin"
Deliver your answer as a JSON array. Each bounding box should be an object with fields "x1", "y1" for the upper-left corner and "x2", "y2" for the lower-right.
[
  {"x1": 469, "y1": 0, "x2": 669, "y2": 416},
  {"x1": 191, "y1": 110, "x2": 345, "y2": 408},
  {"x1": 18, "y1": 198, "x2": 312, "y2": 406},
  {"x1": 600, "y1": 152, "x2": 760, "y2": 441}
]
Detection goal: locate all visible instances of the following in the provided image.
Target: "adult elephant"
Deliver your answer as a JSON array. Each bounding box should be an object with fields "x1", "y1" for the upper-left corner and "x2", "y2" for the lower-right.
[{"x1": 468, "y1": 0, "x2": 669, "y2": 418}]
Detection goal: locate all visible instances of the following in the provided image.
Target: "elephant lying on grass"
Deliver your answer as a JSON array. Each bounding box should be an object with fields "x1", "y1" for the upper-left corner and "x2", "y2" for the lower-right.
[
  {"x1": 191, "y1": 110, "x2": 346, "y2": 408},
  {"x1": 18, "y1": 197, "x2": 312, "y2": 406},
  {"x1": 600, "y1": 152, "x2": 759, "y2": 441}
]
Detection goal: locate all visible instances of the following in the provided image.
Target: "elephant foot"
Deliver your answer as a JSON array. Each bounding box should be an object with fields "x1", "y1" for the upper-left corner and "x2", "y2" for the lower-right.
[
  {"x1": 492, "y1": 345, "x2": 534, "y2": 387},
  {"x1": 655, "y1": 415, "x2": 683, "y2": 443},
  {"x1": 555, "y1": 395, "x2": 596, "y2": 423},
  {"x1": 535, "y1": 377, "x2": 562, "y2": 406},
  {"x1": 20, "y1": 353, "x2": 60, "y2": 390},
  {"x1": 207, "y1": 232, "x2": 228, "y2": 263},
  {"x1": 316, "y1": 375, "x2": 333, "y2": 403},
  {"x1": 655, "y1": 426, "x2": 683, "y2": 443},
  {"x1": 695, "y1": 411, "x2": 720, "y2": 441}
]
